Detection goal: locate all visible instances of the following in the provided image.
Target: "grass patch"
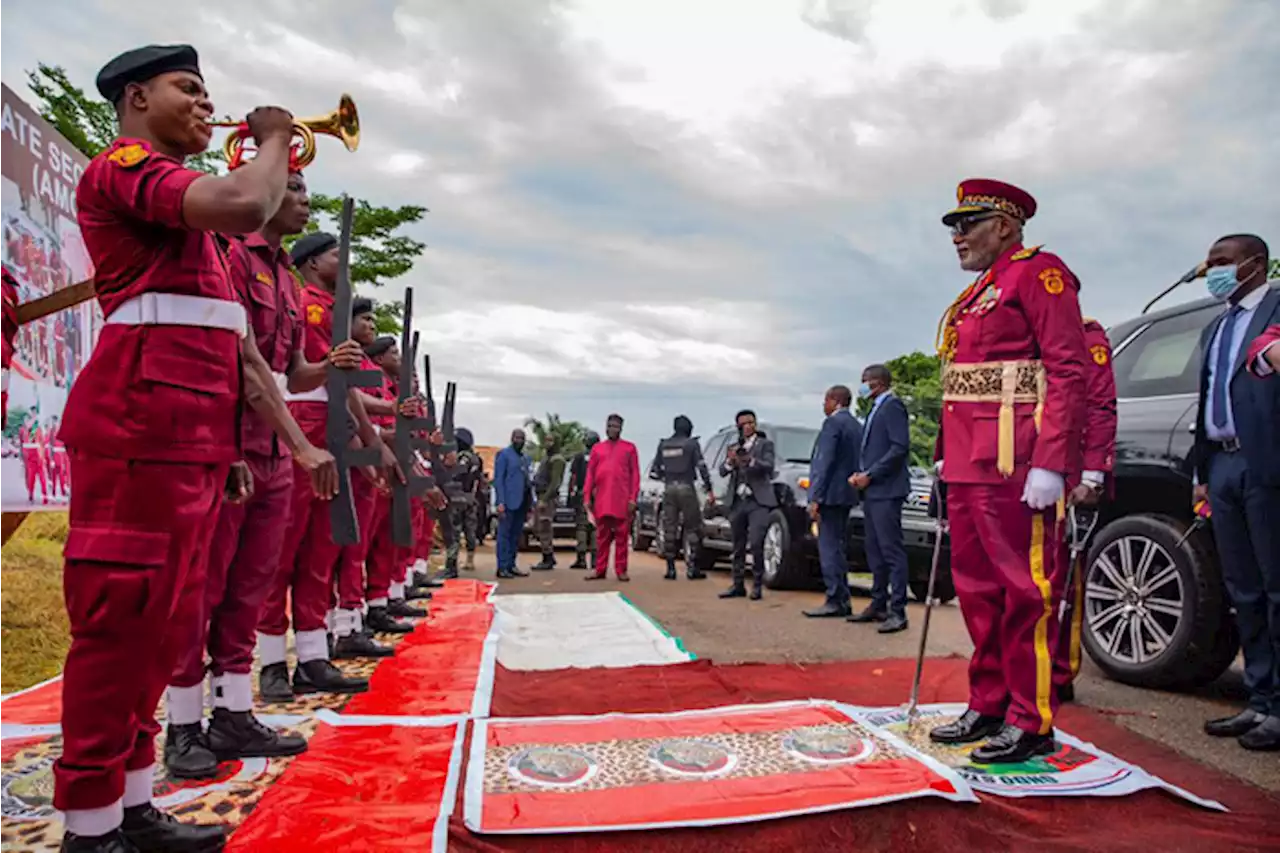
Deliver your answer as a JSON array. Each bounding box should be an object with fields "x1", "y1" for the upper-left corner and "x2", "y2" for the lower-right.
[{"x1": 2, "y1": 511, "x2": 69, "y2": 693}]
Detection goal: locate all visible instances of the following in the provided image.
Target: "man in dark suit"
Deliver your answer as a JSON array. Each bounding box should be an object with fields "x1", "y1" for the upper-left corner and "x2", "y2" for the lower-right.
[
  {"x1": 1193, "y1": 233, "x2": 1280, "y2": 752},
  {"x1": 493, "y1": 428, "x2": 533, "y2": 580},
  {"x1": 848, "y1": 364, "x2": 913, "y2": 633},
  {"x1": 804, "y1": 385, "x2": 862, "y2": 617},
  {"x1": 718, "y1": 409, "x2": 777, "y2": 601}
]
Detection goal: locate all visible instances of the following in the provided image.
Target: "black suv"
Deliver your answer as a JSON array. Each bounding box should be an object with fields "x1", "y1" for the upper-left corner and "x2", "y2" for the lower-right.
[
  {"x1": 1079, "y1": 282, "x2": 1278, "y2": 691},
  {"x1": 635, "y1": 422, "x2": 953, "y2": 601}
]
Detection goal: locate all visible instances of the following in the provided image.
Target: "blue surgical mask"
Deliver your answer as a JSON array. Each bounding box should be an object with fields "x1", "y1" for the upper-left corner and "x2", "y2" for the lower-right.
[
  {"x1": 1205, "y1": 264, "x2": 1241, "y2": 301},
  {"x1": 857, "y1": 382, "x2": 873, "y2": 400}
]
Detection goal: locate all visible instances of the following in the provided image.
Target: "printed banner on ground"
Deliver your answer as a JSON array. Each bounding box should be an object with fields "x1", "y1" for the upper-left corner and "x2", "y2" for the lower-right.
[
  {"x1": 464, "y1": 700, "x2": 974, "y2": 834},
  {"x1": 854, "y1": 704, "x2": 1225, "y2": 810},
  {"x1": 493, "y1": 592, "x2": 694, "y2": 671}
]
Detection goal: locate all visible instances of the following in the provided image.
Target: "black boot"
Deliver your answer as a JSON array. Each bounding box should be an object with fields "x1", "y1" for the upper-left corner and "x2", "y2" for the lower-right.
[
  {"x1": 59, "y1": 828, "x2": 136, "y2": 853},
  {"x1": 292, "y1": 659, "x2": 369, "y2": 695},
  {"x1": 413, "y1": 570, "x2": 443, "y2": 589},
  {"x1": 569, "y1": 555, "x2": 588, "y2": 569},
  {"x1": 436, "y1": 567, "x2": 460, "y2": 581},
  {"x1": 970, "y1": 725, "x2": 1056, "y2": 764},
  {"x1": 686, "y1": 566, "x2": 706, "y2": 579},
  {"x1": 257, "y1": 662, "x2": 293, "y2": 703},
  {"x1": 1057, "y1": 683, "x2": 1075, "y2": 704},
  {"x1": 664, "y1": 558, "x2": 678, "y2": 580},
  {"x1": 388, "y1": 598, "x2": 427, "y2": 619},
  {"x1": 366, "y1": 605, "x2": 413, "y2": 635},
  {"x1": 929, "y1": 709, "x2": 1005, "y2": 744},
  {"x1": 749, "y1": 581, "x2": 763, "y2": 600},
  {"x1": 532, "y1": 555, "x2": 556, "y2": 571},
  {"x1": 120, "y1": 804, "x2": 226, "y2": 852},
  {"x1": 404, "y1": 585, "x2": 433, "y2": 601},
  {"x1": 333, "y1": 630, "x2": 395, "y2": 659},
  {"x1": 206, "y1": 708, "x2": 307, "y2": 761},
  {"x1": 163, "y1": 723, "x2": 217, "y2": 781},
  {"x1": 719, "y1": 583, "x2": 747, "y2": 599}
]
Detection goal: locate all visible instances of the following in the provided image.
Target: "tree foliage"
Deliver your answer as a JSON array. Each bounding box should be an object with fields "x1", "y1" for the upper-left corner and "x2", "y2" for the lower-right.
[
  {"x1": 523, "y1": 413, "x2": 588, "y2": 462},
  {"x1": 856, "y1": 351, "x2": 941, "y2": 468}
]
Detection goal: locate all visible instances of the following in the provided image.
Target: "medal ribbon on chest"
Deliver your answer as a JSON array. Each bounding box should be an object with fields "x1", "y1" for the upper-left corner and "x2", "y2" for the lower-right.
[{"x1": 935, "y1": 269, "x2": 992, "y2": 363}]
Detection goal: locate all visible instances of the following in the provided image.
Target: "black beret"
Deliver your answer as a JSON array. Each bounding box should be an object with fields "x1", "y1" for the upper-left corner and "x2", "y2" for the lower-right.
[
  {"x1": 365, "y1": 335, "x2": 396, "y2": 357},
  {"x1": 352, "y1": 297, "x2": 374, "y2": 317},
  {"x1": 290, "y1": 232, "x2": 337, "y2": 266},
  {"x1": 96, "y1": 44, "x2": 202, "y2": 104}
]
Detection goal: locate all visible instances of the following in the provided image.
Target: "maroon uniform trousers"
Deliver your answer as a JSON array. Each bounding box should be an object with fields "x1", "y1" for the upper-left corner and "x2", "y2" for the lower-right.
[
  {"x1": 54, "y1": 453, "x2": 226, "y2": 810},
  {"x1": 365, "y1": 492, "x2": 397, "y2": 602},
  {"x1": 949, "y1": 481, "x2": 1069, "y2": 735},
  {"x1": 336, "y1": 473, "x2": 383, "y2": 611},
  {"x1": 172, "y1": 453, "x2": 293, "y2": 689},
  {"x1": 258, "y1": 406, "x2": 341, "y2": 641}
]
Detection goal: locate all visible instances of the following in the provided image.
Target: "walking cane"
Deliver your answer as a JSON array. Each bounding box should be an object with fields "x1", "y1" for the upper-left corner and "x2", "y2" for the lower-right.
[
  {"x1": 1060, "y1": 505, "x2": 1098, "y2": 621},
  {"x1": 906, "y1": 478, "x2": 948, "y2": 726}
]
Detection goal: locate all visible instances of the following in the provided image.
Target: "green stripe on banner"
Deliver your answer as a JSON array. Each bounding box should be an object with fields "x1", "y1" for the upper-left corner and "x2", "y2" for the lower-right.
[{"x1": 617, "y1": 593, "x2": 697, "y2": 660}]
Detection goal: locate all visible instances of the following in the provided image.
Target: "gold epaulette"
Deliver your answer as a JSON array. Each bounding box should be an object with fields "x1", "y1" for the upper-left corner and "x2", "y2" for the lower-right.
[{"x1": 1011, "y1": 245, "x2": 1043, "y2": 261}]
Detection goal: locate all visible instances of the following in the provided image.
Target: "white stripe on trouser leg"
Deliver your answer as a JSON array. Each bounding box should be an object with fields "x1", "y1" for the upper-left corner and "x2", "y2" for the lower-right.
[
  {"x1": 165, "y1": 684, "x2": 205, "y2": 727},
  {"x1": 295, "y1": 628, "x2": 329, "y2": 663},
  {"x1": 212, "y1": 672, "x2": 254, "y2": 712},
  {"x1": 390, "y1": 581, "x2": 405, "y2": 599},
  {"x1": 369, "y1": 596, "x2": 388, "y2": 608},
  {"x1": 64, "y1": 801, "x2": 124, "y2": 837},
  {"x1": 123, "y1": 766, "x2": 154, "y2": 808},
  {"x1": 257, "y1": 632, "x2": 288, "y2": 667}
]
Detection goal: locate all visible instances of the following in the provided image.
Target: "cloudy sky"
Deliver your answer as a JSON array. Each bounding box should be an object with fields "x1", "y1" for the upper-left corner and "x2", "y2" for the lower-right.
[{"x1": 3, "y1": 0, "x2": 1278, "y2": 455}]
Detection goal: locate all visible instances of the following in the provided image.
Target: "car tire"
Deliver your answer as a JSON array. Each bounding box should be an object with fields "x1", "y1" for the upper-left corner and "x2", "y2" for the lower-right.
[
  {"x1": 909, "y1": 570, "x2": 956, "y2": 606},
  {"x1": 761, "y1": 509, "x2": 812, "y2": 590},
  {"x1": 633, "y1": 512, "x2": 655, "y2": 552},
  {"x1": 1080, "y1": 513, "x2": 1233, "y2": 691}
]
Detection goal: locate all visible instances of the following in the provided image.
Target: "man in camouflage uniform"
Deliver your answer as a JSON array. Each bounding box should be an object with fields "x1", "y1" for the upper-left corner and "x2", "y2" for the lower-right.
[
  {"x1": 531, "y1": 433, "x2": 567, "y2": 570},
  {"x1": 649, "y1": 415, "x2": 715, "y2": 580},
  {"x1": 567, "y1": 431, "x2": 599, "y2": 569},
  {"x1": 454, "y1": 427, "x2": 483, "y2": 571}
]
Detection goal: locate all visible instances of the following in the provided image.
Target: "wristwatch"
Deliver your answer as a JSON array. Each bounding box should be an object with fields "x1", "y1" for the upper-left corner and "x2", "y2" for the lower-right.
[{"x1": 1082, "y1": 470, "x2": 1105, "y2": 495}]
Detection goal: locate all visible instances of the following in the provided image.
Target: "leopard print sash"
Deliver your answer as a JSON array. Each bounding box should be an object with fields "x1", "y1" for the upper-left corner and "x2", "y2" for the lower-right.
[{"x1": 941, "y1": 360, "x2": 1045, "y2": 404}]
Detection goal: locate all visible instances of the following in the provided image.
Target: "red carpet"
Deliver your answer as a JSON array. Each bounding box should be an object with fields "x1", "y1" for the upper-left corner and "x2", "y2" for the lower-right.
[{"x1": 445, "y1": 657, "x2": 1279, "y2": 853}]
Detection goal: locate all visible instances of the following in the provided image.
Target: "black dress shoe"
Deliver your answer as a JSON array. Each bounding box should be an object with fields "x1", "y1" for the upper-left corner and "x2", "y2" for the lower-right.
[
  {"x1": 413, "y1": 571, "x2": 443, "y2": 588},
  {"x1": 333, "y1": 631, "x2": 395, "y2": 659},
  {"x1": 163, "y1": 723, "x2": 217, "y2": 780},
  {"x1": 60, "y1": 828, "x2": 137, "y2": 853},
  {"x1": 803, "y1": 603, "x2": 851, "y2": 618},
  {"x1": 929, "y1": 709, "x2": 1005, "y2": 744},
  {"x1": 664, "y1": 560, "x2": 678, "y2": 580},
  {"x1": 388, "y1": 598, "x2": 428, "y2": 619},
  {"x1": 749, "y1": 585, "x2": 763, "y2": 600},
  {"x1": 1238, "y1": 715, "x2": 1280, "y2": 751},
  {"x1": 257, "y1": 662, "x2": 293, "y2": 703},
  {"x1": 686, "y1": 568, "x2": 706, "y2": 580},
  {"x1": 531, "y1": 556, "x2": 556, "y2": 571},
  {"x1": 366, "y1": 605, "x2": 413, "y2": 634},
  {"x1": 1204, "y1": 708, "x2": 1267, "y2": 738},
  {"x1": 436, "y1": 567, "x2": 460, "y2": 581},
  {"x1": 292, "y1": 660, "x2": 369, "y2": 695},
  {"x1": 1057, "y1": 683, "x2": 1075, "y2": 703},
  {"x1": 569, "y1": 557, "x2": 588, "y2": 569},
  {"x1": 121, "y1": 804, "x2": 226, "y2": 852},
  {"x1": 847, "y1": 606, "x2": 888, "y2": 624},
  {"x1": 206, "y1": 708, "x2": 307, "y2": 761},
  {"x1": 970, "y1": 725, "x2": 1056, "y2": 764},
  {"x1": 403, "y1": 585, "x2": 434, "y2": 601},
  {"x1": 878, "y1": 613, "x2": 909, "y2": 634},
  {"x1": 719, "y1": 584, "x2": 746, "y2": 599}
]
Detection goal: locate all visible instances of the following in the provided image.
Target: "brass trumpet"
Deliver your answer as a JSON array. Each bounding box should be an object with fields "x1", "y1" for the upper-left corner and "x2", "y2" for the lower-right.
[{"x1": 209, "y1": 94, "x2": 360, "y2": 170}]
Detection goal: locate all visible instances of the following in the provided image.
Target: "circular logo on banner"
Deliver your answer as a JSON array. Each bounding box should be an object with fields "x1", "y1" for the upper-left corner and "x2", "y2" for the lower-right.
[
  {"x1": 648, "y1": 739, "x2": 736, "y2": 778},
  {"x1": 783, "y1": 727, "x2": 876, "y2": 765},
  {"x1": 508, "y1": 747, "x2": 597, "y2": 788}
]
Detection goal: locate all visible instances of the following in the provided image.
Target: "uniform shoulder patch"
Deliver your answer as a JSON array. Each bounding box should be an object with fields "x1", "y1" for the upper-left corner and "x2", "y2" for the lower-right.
[
  {"x1": 255, "y1": 271, "x2": 273, "y2": 286},
  {"x1": 1038, "y1": 267, "x2": 1066, "y2": 295},
  {"x1": 306, "y1": 303, "x2": 324, "y2": 325},
  {"x1": 1011, "y1": 245, "x2": 1043, "y2": 261},
  {"x1": 1090, "y1": 344, "x2": 1110, "y2": 366},
  {"x1": 106, "y1": 143, "x2": 150, "y2": 169}
]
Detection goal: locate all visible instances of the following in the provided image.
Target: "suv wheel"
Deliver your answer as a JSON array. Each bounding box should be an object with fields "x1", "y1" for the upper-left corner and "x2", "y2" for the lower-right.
[
  {"x1": 1081, "y1": 514, "x2": 1234, "y2": 690},
  {"x1": 909, "y1": 571, "x2": 956, "y2": 606},
  {"x1": 760, "y1": 509, "x2": 820, "y2": 590}
]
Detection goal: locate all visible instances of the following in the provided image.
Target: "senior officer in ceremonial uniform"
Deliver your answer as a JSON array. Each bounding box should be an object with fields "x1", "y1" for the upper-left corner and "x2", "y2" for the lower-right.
[
  {"x1": 929, "y1": 179, "x2": 1088, "y2": 763},
  {"x1": 56, "y1": 45, "x2": 339, "y2": 853},
  {"x1": 1053, "y1": 317, "x2": 1117, "y2": 703}
]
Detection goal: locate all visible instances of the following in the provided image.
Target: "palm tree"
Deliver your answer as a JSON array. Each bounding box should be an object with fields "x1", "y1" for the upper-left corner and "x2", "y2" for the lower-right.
[{"x1": 523, "y1": 413, "x2": 587, "y2": 462}]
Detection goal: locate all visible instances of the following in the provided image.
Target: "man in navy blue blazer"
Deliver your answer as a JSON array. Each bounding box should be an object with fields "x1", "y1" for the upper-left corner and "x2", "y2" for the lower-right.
[
  {"x1": 493, "y1": 428, "x2": 533, "y2": 580},
  {"x1": 804, "y1": 385, "x2": 863, "y2": 618},
  {"x1": 1192, "y1": 234, "x2": 1280, "y2": 752},
  {"x1": 848, "y1": 365, "x2": 912, "y2": 634}
]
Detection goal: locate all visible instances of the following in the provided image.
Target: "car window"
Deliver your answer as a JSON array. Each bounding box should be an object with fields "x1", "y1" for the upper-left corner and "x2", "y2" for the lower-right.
[
  {"x1": 703, "y1": 433, "x2": 730, "y2": 471},
  {"x1": 1112, "y1": 305, "x2": 1219, "y2": 398},
  {"x1": 769, "y1": 427, "x2": 821, "y2": 463}
]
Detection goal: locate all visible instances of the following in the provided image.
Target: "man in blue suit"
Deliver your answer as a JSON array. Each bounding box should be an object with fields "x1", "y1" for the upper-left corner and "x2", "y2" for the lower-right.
[
  {"x1": 848, "y1": 364, "x2": 912, "y2": 634},
  {"x1": 1192, "y1": 234, "x2": 1280, "y2": 752},
  {"x1": 804, "y1": 385, "x2": 863, "y2": 618},
  {"x1": 493, "y1": 428, "x2": 533, "y2": 580}
]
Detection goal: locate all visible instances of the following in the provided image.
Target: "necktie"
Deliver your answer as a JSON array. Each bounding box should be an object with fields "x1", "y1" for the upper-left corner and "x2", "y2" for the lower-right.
[{"x1": 1211, "y1": 306, "x2": 1242, "y2": 429}]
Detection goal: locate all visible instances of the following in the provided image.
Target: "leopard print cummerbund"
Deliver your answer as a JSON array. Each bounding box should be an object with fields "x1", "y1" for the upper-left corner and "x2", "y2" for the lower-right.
[{"x1": 941, "y1": 359, "x2": 1045, "y2": 404}]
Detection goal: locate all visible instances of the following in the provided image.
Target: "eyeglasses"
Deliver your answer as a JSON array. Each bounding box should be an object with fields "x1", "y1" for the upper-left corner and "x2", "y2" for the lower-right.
[{"x1": 949, "y1": 213, "x2": 1002, "y2": 237}]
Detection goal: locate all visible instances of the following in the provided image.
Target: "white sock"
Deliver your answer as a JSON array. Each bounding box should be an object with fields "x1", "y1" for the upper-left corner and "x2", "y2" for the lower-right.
[
  {"x1": 165, "y1": 684, "x2": 204, "y2": 727},
  {"x1": 257, "y1": 632, "x2": 288, "y2": 667},
  {"x1": 295, "y1": 628, "x2": 329, "y2": 663},
  {"x1": 123, "y1": 766, "x2": 153, "y2": 808},
  {"x1": 63, "y1": 800, "x2": 123, "y2": 837},
  {"x1": 389, "y1": 582, "x2": 405, "y2": 600},
  {"x1": 368, "y1": 596, "x2": 388, "y2": 608},
  {"x1": 212, "y1": 672, "x2": 254, "y2": 712}
]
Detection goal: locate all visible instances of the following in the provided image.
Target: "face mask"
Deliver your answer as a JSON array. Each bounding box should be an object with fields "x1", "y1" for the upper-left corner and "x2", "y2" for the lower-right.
[
  {"x1": 857, "y1": 383, "x2": 873, "y2": 400},
  {"x1": 1205, "y1": 265, "x2": 1241, "y2": 301}
]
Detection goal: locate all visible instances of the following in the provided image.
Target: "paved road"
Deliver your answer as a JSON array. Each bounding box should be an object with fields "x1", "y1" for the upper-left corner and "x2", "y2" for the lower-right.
[{"x1": 462, "y1": 543, "x2": 1277, "y2": 792}]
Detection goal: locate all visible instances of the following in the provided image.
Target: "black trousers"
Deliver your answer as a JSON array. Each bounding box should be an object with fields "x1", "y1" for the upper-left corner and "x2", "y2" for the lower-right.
[{"x1": 730, "y1": 497, "x2": 770, "y2": 587}]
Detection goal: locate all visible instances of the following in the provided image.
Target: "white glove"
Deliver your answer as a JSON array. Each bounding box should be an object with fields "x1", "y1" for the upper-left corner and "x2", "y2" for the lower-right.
[
  {"x1": 1022, "y1": 468, "x2": 1064, "y2": 511},
  {"x1": 935, "y1": 460, "x2": 944, "y2": 476}
]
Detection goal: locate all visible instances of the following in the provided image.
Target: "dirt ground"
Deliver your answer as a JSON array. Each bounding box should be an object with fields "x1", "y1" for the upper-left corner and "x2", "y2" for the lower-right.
[{"x1": 475, "y1": 542, "x2": 1279, "y2": 794}]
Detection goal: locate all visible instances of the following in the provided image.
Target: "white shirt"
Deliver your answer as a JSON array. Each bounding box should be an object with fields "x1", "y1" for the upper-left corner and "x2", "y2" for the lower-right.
[{"x1": 1205, "y1": 285, "x2": 1268, "y2": 442}]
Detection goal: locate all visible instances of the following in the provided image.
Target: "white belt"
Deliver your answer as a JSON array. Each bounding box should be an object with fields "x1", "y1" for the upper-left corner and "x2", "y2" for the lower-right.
[
  {"x1": 284, "y1": 384, "x2": 328, "y2": 403},
  {"x1": 104, "y1": 293, "x2": 247, "y2": 338},
  {"x1": 271, "y1": 371, "x2": 288, "y2": 395},
  {"x1": 22, "y1": 443, "x2": 41, "y2": 449},
  {"x1": 1, "y1": 368, "x2": 8, "y2": 392}
]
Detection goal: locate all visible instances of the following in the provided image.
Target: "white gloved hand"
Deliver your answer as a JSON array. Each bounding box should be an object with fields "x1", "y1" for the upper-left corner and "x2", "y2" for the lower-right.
[
  {"x1": 935, "y1": 460, "x2": 944, "y2": 476},
  {"x1": 1022, "y1": 468, "x2": 1064, "y2": 511}
]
